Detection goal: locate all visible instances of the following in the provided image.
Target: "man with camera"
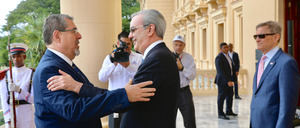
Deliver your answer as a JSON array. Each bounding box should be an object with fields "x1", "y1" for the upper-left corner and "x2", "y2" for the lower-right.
[
  {"x1": 172, "y1": 35, "x2": 197, "y2": 128},
  {"x1": 98, "y1": 31, "x2": 143, "y2": 128}
]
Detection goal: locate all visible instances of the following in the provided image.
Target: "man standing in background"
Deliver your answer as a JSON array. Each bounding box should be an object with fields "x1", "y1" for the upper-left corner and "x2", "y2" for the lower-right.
[
  {"x1": 214, "y1": 42, "x2": 238, "y2": 120},
  {"x1": 172, "y1": 35, "x2": 196, "y2": 128},
  {"x1": 98, "y1": 31, "x2": 143, "y2": 128},
  {"x1": 228, "y1": 43, "x2": 242, "y2": 99}
]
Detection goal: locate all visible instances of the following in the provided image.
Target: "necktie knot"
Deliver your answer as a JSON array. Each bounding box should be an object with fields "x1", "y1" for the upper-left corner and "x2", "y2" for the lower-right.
[{"x1": 261, "y1": 55, "x2": 267, "y2": 61}]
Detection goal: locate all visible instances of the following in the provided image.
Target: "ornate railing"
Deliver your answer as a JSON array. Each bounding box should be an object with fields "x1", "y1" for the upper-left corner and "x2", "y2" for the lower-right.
[{"x1": 190, "y1": 68, "x2": 249, "y2": 96}]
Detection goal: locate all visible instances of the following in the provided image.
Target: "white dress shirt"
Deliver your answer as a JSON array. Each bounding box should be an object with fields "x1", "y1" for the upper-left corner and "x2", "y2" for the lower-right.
[
  {"x1": 98, "y1": 51, "x2": 143, "y2": 90},
  {"x1": 48, "y1": 48, "x2": 73, "y2": 66},
  {"x1": 178, "y1": 52, "x2": 196, "y2": 88}
]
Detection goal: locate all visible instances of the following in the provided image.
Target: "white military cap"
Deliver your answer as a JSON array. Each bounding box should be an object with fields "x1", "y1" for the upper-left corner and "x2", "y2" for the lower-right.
[{"x1": 9, "y1": 43, "x2": 28, "y2": 55}]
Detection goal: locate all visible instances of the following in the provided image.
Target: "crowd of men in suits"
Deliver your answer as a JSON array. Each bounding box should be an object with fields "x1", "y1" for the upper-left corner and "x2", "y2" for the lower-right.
[{"x1": 0, "y1": 9, "x2": 299, "y2": 128}]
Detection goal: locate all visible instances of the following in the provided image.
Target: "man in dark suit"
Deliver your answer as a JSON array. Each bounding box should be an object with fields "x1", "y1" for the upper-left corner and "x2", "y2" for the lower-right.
[
  {"x1": 228, "y1": 43, "x2": 242, "y2": 99},
  {"x1": 33, "y1": 14, "x2": 156, "y2": 128},
  {"x1": 120, "y1": 9, "x2": 180, "y2": 128},
  {"x1": 214, "y1": 42, "x2": 238, "y2": 120},
  {"x1": 250, "y1": 21, "x2": 300, "y2": 128}
]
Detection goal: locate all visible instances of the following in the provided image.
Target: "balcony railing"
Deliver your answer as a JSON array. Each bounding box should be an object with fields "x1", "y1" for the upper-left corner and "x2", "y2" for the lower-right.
[{"x1": 190, "y1": 68, "x2": 249, "y2": 96}]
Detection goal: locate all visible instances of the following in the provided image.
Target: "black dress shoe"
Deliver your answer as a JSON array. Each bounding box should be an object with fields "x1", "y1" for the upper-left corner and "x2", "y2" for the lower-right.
[
  {"x1": 218, "y1": 115, "x2": 230, "y2": 120},
  {"x1": 226, "y1": 112, "x2": 238, "y2": 116},
  {"x1": 235, "y1": 96, "x2": 242, "y2": 99}
]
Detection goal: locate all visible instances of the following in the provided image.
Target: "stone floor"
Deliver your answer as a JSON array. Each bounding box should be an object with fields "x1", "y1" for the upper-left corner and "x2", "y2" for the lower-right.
[{"x1": 176, "y1": 95, "x2": 251, "y2": 128}]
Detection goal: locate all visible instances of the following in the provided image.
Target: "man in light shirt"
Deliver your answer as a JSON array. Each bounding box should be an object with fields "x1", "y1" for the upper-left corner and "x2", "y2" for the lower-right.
[
  {"x1": 172, "y1": 35, "x2": 196, "y2": 128},
  {"x1": 98, "y1": 31, "x2": 143, "y2": 128}
]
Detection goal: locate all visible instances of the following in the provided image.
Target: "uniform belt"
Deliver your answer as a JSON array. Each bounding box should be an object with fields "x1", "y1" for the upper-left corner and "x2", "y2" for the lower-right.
[
  {"x1": 180, "y1": 85, "x2": 190, "y2": 90},
  {"x1": 7, "y1": 100, "x2": 30, "y2": 105}
]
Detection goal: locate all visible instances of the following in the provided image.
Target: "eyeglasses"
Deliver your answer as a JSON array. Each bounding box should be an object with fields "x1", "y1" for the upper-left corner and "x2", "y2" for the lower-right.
[
  {"x1": 253, "y1": 33, "x2": 276, "y2": 39},
  {"x1": 58, "y1": 28, "x2": 78, "y2": 34},
  {"x1": 130, "y1": 24, "x2": 150, "y2": 33}
]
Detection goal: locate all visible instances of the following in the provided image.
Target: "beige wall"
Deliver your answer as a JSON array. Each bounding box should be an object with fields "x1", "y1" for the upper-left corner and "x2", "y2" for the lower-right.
[
  {"x1": 139, "y1": 0, "x2": 176, "y2": 48},
  {"x1": 60, "y1": 0, "x2": 122, "y2": 88}
]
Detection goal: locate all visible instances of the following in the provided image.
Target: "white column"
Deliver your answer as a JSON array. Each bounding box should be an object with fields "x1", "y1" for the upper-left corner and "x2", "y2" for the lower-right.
[{"x1": 61, "y1": 0, "x2": 122, "y2": 88}]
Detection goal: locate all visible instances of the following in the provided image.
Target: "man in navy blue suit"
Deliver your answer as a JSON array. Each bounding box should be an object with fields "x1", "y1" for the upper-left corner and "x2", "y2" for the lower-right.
[
  {"x1": 120, "y1": 9, "x2": 180, "y2": 128},
  {"x1": 228, "y1": 43, "x2": 242, "y2": 99},
  {"x1": 214, "y1": 42, "x2": 238, "y2": 120},
  {"x1": 33, "y1": 14, "x2": 156, "y2": 128},
  {"x1": 250, "y1": 21, "x2": 300, "y2": 128}
]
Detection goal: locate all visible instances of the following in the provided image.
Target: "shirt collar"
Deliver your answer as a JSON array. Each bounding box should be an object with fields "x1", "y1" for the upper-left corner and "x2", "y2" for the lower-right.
[
  {"x1": 222, "y1": 52, "x2": 228, "y2": 56},
  {"x1": 263, "y1": 46, "x2": 279, "y2": 60},
  {"x1": 143, "y1": 40, "x2": 163, "y2": 59},
  {"x1": 48, "y1": 48, "x2": 73, "y2": 66}
]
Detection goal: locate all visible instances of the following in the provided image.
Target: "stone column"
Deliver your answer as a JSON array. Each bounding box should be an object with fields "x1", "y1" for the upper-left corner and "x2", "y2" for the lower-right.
[{"x1": 61, "y1": 0, "x2": 122, "y2": 88}]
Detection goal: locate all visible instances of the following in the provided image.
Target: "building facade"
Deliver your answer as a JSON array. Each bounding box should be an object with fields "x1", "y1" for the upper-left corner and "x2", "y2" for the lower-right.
[{"x1": 139, "y1": 0, "x2": 300, "y2": 96}]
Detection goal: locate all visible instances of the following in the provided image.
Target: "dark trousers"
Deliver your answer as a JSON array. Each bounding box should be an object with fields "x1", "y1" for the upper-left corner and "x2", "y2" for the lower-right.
[
  {"x1": 217, "y1": 85, "x2": 234, "y2": 115},
  {"x1": 176, "y1": 86, "x2": 196, "y2": 128},
  {"x1": 234, "y1": 79, "x2": 240, "y2": 97},
  {"x1": 109, "y1": 113, "x2": 123, "y2": 128}
]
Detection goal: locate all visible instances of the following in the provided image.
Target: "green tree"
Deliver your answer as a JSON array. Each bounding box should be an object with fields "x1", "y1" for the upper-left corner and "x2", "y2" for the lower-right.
[
  {"x1": 0, "y1": 0, "x2": 60, "y2": 67},
  {"x1": 122, "y1": 0, "x2": 140, "y2": 33}
]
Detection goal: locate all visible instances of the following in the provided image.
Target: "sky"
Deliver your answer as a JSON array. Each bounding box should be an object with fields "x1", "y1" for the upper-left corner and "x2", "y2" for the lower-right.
[{"x1": 0, "y1": 0, "x2": 23, "y2": 31}]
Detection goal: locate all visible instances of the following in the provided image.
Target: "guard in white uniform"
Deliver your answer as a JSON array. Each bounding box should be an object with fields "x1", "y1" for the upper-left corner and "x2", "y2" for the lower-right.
[
  {"x1": 98, "y1": 31, "x2": 142, "y2": 128},
  {"x1": 173, "y1": 35, "x2": 197, "y2": 128},
  {"x1": 0, "y1": 43, "x2": 35, "y2": 128}
]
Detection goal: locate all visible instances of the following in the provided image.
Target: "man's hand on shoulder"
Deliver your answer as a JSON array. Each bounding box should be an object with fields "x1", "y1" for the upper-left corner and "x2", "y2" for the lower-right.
[
  {"x1": 47, "y1": 70, "x2": 83, "y2": 94},
  {"x1": 125, "y1": 79, "x2": 155, "y2": 102}
]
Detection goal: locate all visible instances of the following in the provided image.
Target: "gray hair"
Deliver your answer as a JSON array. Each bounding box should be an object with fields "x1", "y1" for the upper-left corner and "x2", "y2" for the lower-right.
[
  {"x1": 131, "y1": 9, "x2": 166, "y2": 39},
  {"x1": 43, "y1": 14, "x2": 73, "y2": 45},
  {"x1": 256, "y1": 21, "x2": 282, "y2": 35}
]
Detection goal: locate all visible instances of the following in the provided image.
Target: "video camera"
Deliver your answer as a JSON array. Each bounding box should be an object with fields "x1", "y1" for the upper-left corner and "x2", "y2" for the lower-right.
[{"x1": 110, "y1": 40, "x2": 130, "y2": 63}]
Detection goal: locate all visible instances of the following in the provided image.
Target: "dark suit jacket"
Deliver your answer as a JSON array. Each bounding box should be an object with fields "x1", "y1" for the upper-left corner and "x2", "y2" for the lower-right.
[
  {"x1": 120, "y1": 43, "x2": 180, "y2": 128},
  {"x1": 214, "y1": 52, "x2": 235, "y2": 87},
  {"x1": 250, "y1": 49, "x2": 300, "y2": 128},
  {"x1": 232, "y1": 51, "x2": 240, "y2": 73},
  {"x1": 33, "y1": 49, "x2": 130, "y2": 128}
]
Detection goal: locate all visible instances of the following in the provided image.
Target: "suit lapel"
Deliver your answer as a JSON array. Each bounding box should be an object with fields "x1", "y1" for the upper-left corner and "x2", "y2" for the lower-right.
[
  {"x1": 253, "y1": 62, "x2": 259, "y2": 92},
  {"x1": 255, "y1": 49, "x2": 282, "y2": 94},
  {"x1": 221, "y1": 53, "x2": 233, "y2": 74},
  {"x1": 45, "y1": 50, "x2": 89, "y2": 84}
]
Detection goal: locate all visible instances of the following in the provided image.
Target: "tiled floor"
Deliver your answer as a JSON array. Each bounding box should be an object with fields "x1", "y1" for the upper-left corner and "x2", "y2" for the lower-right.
[{"x1": 176, "y1": 95, "x2": 251, "y2": 128}]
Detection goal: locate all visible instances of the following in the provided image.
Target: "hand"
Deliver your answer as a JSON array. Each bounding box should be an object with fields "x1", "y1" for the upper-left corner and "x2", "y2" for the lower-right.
[
  {"x1": 6, "y1": 121, "x2": 11, "y2": 127},
  {"x1": 176, "y1": 58, "x2": 183, "y2": 70},
  {"x1": 236, "y1": 72, "x2": 239, "y2": 76},
  {"x1": 119, "y1": 61, "x2": 130, "y2": 68},
  {"x1": 227, "y1": 81, "x2": 234, "y2": 87},
  {"x1": 47, "y1": 70, "x2": 83, "y2": 94},
  {"x1": 8, "y1": 82, "x2": 21, "y2": 93},
  {"x1": 125, "y1": 79, "x2": 156, "y2": 102}
]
